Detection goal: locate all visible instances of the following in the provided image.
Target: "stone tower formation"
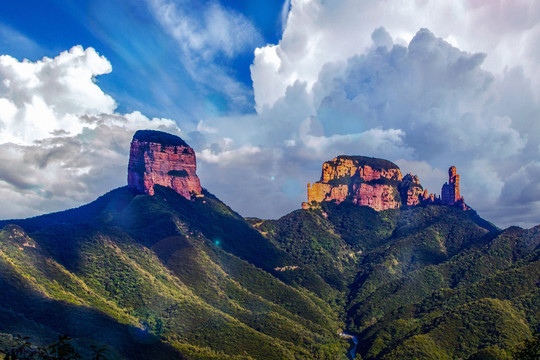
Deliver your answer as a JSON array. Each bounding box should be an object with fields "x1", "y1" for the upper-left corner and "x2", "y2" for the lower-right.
[
  {"x1": 127, "y1": 130, "x2": 202, "y2": 199},
  {"x1": 441, "y1": 166, "x2": 460, "y2": 205},
  {"x1": 441, "y1": 166, "x2": 468, "y2": 210}
]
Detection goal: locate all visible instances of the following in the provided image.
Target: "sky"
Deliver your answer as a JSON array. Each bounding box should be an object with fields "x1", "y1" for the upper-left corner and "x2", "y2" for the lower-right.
[{"x1": 0, "y1": 0, "x2": 539, "y2": 229}]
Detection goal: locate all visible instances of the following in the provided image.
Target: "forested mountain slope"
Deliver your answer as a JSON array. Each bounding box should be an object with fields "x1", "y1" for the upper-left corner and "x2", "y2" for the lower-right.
[
  {"x1": 0, "y1": 186, "x2": 346, "y2": 359},
  {"x1": 254, "y1": 202, "x2": 538, "y2": 359}
]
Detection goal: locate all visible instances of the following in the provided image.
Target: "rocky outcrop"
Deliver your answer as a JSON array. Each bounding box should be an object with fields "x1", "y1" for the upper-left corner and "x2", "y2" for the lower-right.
[
  {"x1": 303, "y1": 156, "x2": 471, "y2": 212},
  {"x1": 441, "y1": 166, "x2": 469, "y2": 210},
  {"x1": 399, "y1": 174, "x2": 425, "y2": 206},
  {"x1": 127, "y1": 130, "x2": 202, "y2": 199},
  {"x1": 351, "y1": 182, "x2": 401, "y2": 211},
  {"x1": 305, "y1": 156, "x2": 403, "y2": 211}
]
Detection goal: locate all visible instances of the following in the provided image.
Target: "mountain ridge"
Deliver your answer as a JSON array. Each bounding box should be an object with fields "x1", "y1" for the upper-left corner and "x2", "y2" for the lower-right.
[{"x1": 0, "y1": 130, "x2": 537, "y2": 360}]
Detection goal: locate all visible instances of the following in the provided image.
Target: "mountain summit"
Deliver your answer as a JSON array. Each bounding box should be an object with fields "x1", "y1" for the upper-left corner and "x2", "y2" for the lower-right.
[
  {"x1": 303, "y1": 155, "x2": 470, "y2": 211},
  {"x1": 127, "y1": 130, "x2": 202, "y2": 199}
]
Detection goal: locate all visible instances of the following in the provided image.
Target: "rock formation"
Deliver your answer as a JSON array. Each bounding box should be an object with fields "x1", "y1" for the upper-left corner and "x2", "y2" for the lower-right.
[
  {"x1": 127, "y1": 130, "x2": 202, "y2": 199},
  {"x1": 304, "y1": 156, "x2": 404, "y2": 211},
  {"x1": 303, "y1": 156, "x2": 470, "y2": 212},
  {"x1": 441, "y1": 166, "x2": 469, "y2": 210},
  {"x1": 399, "y1": 174, "x2": 425, "y2": 206}
]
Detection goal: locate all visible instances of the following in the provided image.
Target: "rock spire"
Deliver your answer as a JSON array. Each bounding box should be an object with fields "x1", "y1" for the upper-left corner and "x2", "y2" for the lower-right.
[
  {"x1": 127, "y1": 130, "x2": 202, "y2": 199},
  {"x1": 441, "y1": 166, "x2": 469, "y2": 210}
]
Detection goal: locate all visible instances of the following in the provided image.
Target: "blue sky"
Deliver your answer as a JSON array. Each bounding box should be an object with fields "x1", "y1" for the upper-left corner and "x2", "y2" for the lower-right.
[
  {"x1": 0, "y1": 0, "x2": 287, "y2": 119},
  {"x1": 0, "y1": 0, "x2": 540, "y2": 228}
]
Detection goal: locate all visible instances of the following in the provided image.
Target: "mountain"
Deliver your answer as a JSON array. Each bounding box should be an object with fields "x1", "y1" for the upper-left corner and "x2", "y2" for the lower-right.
[
  {"x1": 254, "y1": 156, "x2": 539, "y2": 359},
  {"x1": 1, "y1": 130, "x2": 538, "y2": 360},
  {"x1": 0, "y1": 131, "x2": 346, "y2": 359}
]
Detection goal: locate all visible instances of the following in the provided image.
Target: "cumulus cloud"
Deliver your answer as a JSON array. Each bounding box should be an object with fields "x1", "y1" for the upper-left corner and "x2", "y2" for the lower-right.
[
  {"x1": 198, "y1": 25, "x2": 540, "y2": 228},
  {"x1": 251, "y1": 0, "x2": 540, "y2": 111},
  {"x1": 316, "y1": 28, "x2": 526, "y2": 161},
  {"x1": 0, "y1": 47, "x2": 180, "y2": 219},
  {"x1": 0, "y1": 46, "x2": 115, "y2": 144}
]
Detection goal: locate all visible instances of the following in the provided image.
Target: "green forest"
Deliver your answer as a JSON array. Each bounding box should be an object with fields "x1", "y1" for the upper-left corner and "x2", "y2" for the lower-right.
[{"x1": 0, "y1": 185, "x2": 538, "y2": 359}]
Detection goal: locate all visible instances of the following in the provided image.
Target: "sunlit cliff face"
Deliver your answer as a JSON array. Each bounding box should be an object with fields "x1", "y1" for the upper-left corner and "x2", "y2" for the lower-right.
[{"x1": 128, "y1": 130, "x2": 202, "y2": 199}]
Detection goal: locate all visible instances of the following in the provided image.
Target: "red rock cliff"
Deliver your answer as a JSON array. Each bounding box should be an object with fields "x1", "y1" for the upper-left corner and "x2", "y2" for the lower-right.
[
  {"x1": 127, "y1": 130, "x2": 202, "y2": 199},
  {"x1": 305, "y1": 156, "x2": 403, "y2": 211},
  {"x1": 399, "y1": 174, "x2": 426, "y2": 206},
  {"x1": 303, "y1": 157, "x2": 471, "y2": 212}
]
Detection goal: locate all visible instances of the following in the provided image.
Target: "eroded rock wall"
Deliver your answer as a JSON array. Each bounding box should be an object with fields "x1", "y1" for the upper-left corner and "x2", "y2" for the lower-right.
[
  {"x1": 304, "y1": 156, "x2": 471, "y2": 212},
  {"x1": 305, "y1": 156, "x2": 403, "y2": 211},
  {"x1": 127, "y1": 130, "x2": 202, "y2": 199}
]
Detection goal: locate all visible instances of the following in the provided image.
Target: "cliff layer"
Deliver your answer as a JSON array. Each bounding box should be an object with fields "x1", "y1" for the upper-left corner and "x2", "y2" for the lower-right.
[
  {"x1": 127, "y1": 130, "x2": 202, "y2": 199},
  {"x1": 304, "y1": 156, "x2": 470, "y2": 212},
  {"x1": 305, "y1": 156, "x2": 404, "y2": 211}
]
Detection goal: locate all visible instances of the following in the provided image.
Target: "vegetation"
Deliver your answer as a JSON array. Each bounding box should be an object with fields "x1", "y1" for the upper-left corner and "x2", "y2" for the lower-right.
[
  {"x1": 0, "y1": 184, "x2": 538, "y2": 359},
  {"x1": 330, "y1": 156, "x2": 399, "y2": 171},
  {"x1": 132, "y1": 130, "x2": 188, "y2": 147},
  {"x1": 1, "y1": 334, "x2": 108, "y2": 360},
  {"x1": 0, "y1": 187, "x2": 346, "y2": 359},
  {"x1": 256, "y1": 201, "x2": 537, "y2": 359}
]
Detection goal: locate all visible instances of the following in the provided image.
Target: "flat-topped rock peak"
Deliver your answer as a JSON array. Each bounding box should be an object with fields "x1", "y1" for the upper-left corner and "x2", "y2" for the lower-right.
[
  {"x1": 303, "y1": 156, "x2": 470, "y2": 212},
  {"x1": 306, "y1": 156, "x2": 404, "y2": 211},
  {"x1": 127, "y1": 130, "x2": 202, "y2": 199}
]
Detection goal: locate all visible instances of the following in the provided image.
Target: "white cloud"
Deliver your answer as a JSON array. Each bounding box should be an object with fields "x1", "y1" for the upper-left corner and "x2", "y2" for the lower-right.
[
  {"x1": 0, "y1": 46, "x2": 180, "y2": 219},
  {"x1": 0, "y1": 46, "x2": 115, "y2": 144},
  {"x1": 199, "y1": 144, "x2": 261, "y2": 164},
  {"x1": 251, "y1": 0, "x2": 540, "y2": 111},
  {"x1": 148, "y1": 0, "x2": 261, "y2": 60},
  {"x1": 299, "y1": 128, "x2": 412, "y2": 161},
  {"x1": 198, "y1": 25, "x2": 540, "y2": 228},
  {"x1": 315, "y1": 28, "x2": 527, "y2": 161}
]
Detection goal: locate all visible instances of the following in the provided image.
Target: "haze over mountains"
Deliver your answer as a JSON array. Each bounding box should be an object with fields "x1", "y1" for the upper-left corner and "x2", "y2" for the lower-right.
[{"x1": 0, "y1": 130, "x2": 538, "y2": 359}]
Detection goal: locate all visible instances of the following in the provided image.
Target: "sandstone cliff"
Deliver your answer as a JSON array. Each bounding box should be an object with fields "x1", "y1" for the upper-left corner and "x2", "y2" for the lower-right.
[
  {"x1": 303, "y1": 156, "x2": 470, "y2": 212},
  {"x1": 399, "y1": 174, "x2": 426, "y2": 206},
  {"x1": 127, "y1": 130, "x2": 202, "y2": 199},
  {"x1": 305, "y1": 156, "x2": 404, "y2": 211}
]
